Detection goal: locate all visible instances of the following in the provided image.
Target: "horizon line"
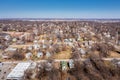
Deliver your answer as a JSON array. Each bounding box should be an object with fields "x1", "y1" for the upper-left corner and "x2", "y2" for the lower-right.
[{"x1": 0, "y1": 18, "x2": 120, "y2": 19}]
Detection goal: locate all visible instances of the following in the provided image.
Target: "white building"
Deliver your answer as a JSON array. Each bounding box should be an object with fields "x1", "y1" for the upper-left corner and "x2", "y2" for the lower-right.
[
  {"x1": 5, "y1": 47, "x2": 17, "y2": 52},
  {"x1": 7, "y1": 62, "x2": 31, "y2": 80},
  {"x1": 78, "y1": 48, "x2": 86, "y2": 55},
  {"x1": 25, "y1": 52, "x2": 32, "y2": 59},
  {"x1": 4, "y1": 34, "x2": 11, "y2": 41},
  {"x1": 46, "y1": 51, "x2": 51, "y2": 58},
  {"x1": 37, "y1": 52, "x2": 43, "y2": 58},
  {"x1": 28, "y1": 46, "x2": 33, "y2": 50},
  {"x1": 33, "y1": 44, "x2": 40, "y2": 50}
]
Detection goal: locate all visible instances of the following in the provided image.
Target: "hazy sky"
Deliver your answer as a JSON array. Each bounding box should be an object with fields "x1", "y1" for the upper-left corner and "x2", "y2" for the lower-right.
[{"x1": 0, "y1": 0, "x2": 120, "y2": 18}]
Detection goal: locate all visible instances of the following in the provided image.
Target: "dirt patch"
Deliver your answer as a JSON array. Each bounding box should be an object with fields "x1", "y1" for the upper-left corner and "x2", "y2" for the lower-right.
[{"x1": 53, "y1": 50, "x2": 72, "y2": 59}]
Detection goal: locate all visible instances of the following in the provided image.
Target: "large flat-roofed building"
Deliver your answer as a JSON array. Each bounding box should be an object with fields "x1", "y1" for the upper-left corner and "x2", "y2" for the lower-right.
[{"x1": 6, "y1": 62, "x2": 31, "y2": 80}]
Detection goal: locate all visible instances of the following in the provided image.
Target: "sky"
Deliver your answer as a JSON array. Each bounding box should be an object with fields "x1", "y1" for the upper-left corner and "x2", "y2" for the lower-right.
[{"x1": 0, "y1": 0, "x2": 120, "y2": 18}]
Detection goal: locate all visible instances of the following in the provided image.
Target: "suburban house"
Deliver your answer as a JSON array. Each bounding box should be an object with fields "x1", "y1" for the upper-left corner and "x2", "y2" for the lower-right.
[{"x1": 0, "y1": 33, "x2": 11, "y2": 41}]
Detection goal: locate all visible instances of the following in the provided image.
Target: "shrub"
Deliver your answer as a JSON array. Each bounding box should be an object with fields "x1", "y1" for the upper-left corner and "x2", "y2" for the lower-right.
[{"x1": 11, "y1": 53, "x2": 25, "y2": 60}]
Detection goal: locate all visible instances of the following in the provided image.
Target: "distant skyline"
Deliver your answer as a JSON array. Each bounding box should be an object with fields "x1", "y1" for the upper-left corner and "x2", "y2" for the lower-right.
[{"x1": 0, "y1": 0, "x2": 120, "y2": 18}]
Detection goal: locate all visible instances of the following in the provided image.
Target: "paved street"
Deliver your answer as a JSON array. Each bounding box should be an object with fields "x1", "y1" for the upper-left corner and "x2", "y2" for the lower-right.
[{"x1": 2, "y1": 58, "x2": 120, "y2": 64}]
